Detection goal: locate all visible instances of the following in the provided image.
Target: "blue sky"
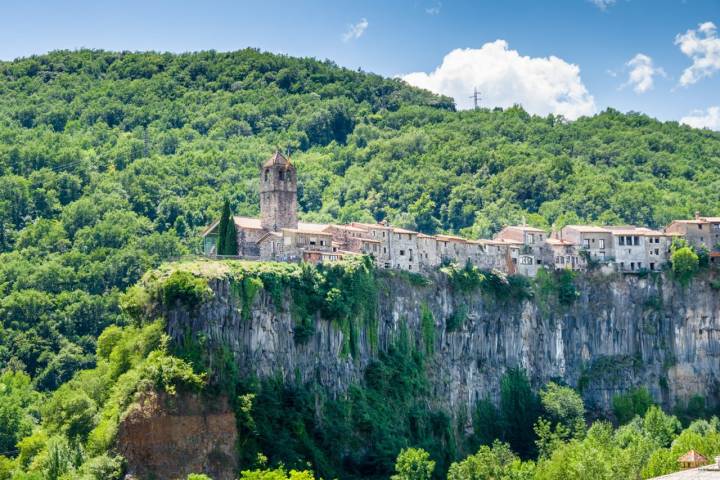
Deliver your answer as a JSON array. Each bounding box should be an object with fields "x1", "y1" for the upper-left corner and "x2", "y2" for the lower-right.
[{"x1": 1, "y1": 0, "x2": 719, "y2": 127}]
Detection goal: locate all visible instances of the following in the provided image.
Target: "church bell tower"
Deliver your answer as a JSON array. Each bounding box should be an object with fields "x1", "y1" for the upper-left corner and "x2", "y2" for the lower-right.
[{"x1": 260, "y1": 151, "x2": 298, "y2": 232}]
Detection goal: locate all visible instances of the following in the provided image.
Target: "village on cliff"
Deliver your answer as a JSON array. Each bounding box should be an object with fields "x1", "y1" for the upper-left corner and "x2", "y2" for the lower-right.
[{"x1": 202, "y1": 152, "x2": 720, "y2": 277}]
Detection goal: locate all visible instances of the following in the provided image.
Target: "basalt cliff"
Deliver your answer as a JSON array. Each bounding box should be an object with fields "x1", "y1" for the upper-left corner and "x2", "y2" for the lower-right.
[
  {"x1": 119, "y1": 260, "x2": 720, "y2": 479},
  {"x1": 161, "y1": 262, "x2": 720, "y2": 415}
]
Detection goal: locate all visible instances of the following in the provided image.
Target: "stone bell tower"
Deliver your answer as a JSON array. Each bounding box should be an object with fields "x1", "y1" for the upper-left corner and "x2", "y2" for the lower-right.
[{"x1": 260, "y1": 151, "x2": 298, "y2": 232}]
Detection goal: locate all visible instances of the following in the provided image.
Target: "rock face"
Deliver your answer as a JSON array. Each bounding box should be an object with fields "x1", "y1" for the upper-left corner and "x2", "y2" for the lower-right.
[
  {"x1": 117, "y1": 390, "x2": 237, "y2": 480},
  {"x1": 165, "y1": 270, "x2": 720, "y2": 416}
]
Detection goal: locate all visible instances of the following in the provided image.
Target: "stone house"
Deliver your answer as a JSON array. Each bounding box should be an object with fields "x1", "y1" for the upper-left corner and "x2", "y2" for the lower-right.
[
  {"x1": 495, "y1": 226, "x2": 547, "y2": 276},
  {"x1": 545, "y1": 238, "x2": 583, "y2": 271},
  {"x1": 555, "y1": 225, "x2": 613, "y2": 263},
  {"x1": 435, "y1": 234, "x2": 469, "y2": 265},
  {"x1": 389, "y1": 227, "x2": 420, "y2": 271},
  {"x1": 475, "y1": 239, "x2": 511, "y2": 271},
  {"x1": 349, "y1": 222, "x2": 394, "y2": 268},
  {"x1": 417, "y1": 234, "x2": 440, "y2": 269},
  {"x1": 607, "y1": 226, "x2": 672, "y2": 272}
]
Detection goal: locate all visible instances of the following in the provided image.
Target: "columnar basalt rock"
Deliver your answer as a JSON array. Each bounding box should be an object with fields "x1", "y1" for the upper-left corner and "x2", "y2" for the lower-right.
[{"x1": 164, "y1": 269, "x2": 720, "y2": 417}]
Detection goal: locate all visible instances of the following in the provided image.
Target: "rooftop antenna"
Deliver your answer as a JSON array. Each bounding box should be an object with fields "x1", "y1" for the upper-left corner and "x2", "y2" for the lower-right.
[{"x1": 469, "y1": 87, "x2": 481, "y2": 110}]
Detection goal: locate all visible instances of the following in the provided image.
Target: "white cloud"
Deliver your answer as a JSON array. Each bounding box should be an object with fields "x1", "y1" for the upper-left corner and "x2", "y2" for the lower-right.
[
  {"x1": 342, "y1": 18, "x2": 368, "y2": 42},
  {"x1": 426, "y1": 2, "x2": 442, "y2": 15},
  {"x1": 681, "y1": 106, "x2": 720, "y2": 130},
  {"x1": 623, "y1": 53, "x2": 665, "y2": 94},
  {"x1": 402, "y1": 40, "x2": 596, "y2": 120},
  {"x1": 589, "y1": 0, "x2": 616, "y2": 10},
  {"x1": 675, "y1": 21, "x2": 720, "y2": 86}
]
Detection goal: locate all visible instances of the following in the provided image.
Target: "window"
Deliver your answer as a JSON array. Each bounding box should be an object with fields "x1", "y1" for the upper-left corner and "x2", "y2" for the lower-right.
[
  {"x1": 400, "y1": 250, "x2": 405, "y2": 256},
  {"x1": 528, "y1": 233, "x2": 535, "y2": 244},
  {"x1": 633, "y1": 236, "x2": 640, "y2": 246},
  {"x1": 408, "y1": 265, "x2": 412, "y2": 270},
  {"x1": 631, "y1": 262, "x2": 635, "y2": 271},
  {"x1": 383, "y1": 247, "x2": 387, "y2": 254},
  {"x1": 638, "y1": 262, "x2": 642, "y2": 269},
  {"x1": 320, "y1": 240, "x2": 325, "y2": 246},
  {"x1": 654, "y1": 248, "x2": 659, "y2": 255},
  {"x1": 619, "y1": 237, "x2": 625, "y2": 246},
  {"x1": 382, "y1": 231, "x2": 386, "y2": 238},
  {"x1": 620, "y1": 262, "x2": 625, "y2": 270},
  {"x1": 584, "y1": 239, "x2": 590, "y2": 249},
  {"x1": 264, "y1": 169, "x2": 269, "y2": 181},
  {"x1": 699, "y1": 224, "x2": 703, "y2": 230},
  {"x1": 650, "y1": 262, "x2": 655, "y2": 271},
  {"x1": 599, "y1": 239, "x2": 605, "y2": 249},
  {"x1": 278, "y1": 170, "x2": 284, "y2": 181}
]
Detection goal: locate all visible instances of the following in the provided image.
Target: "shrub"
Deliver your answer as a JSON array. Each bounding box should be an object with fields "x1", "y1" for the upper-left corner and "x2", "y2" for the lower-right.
[
  {"x1": 161, "y1": 271, "x2": 211, "y2": 308},
  {"x1": 612, "y1": 387, "x2": 654, "y2": 424},
  {"x1": 446, "y1": 305, "x2": 467, "y2": 332},
  {"x1": 391, "y1": 448, "x2": 435, "y2": 480},
  {"x1": 671, "y1": 247, "x2": 699, "y2": 285}
]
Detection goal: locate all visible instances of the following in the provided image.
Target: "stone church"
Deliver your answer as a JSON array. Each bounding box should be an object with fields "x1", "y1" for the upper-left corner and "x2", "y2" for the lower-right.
[{"x1": 202, "y1": 152, "x2": 341, "y2": 262}]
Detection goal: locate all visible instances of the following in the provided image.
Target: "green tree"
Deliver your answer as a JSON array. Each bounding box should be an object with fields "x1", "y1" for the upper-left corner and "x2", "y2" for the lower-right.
[
  {"x1": 391, "y1": 448, "x2": 435, "y2": 480},
  {"x1": 613, "y1": 387, "x2": 654, "y2": 425},
  {"x1": 500, "y1": 368, "x2": 541, "y2": 458},
  {"x1": 447, "y1": 441, "x2": 534, "y2": 480},
  {"x1": 216, "y1": 199, "x2": 232, "y2": 255},
  {"x1": 671, "y1": 246, "x2": 699, "y2": 285},
  {"x1": 539, "y1": 382, "x2": 585, "y2": 436},
  {"x1": 0, "y1": 371, "x2": 37, "y2": 455}
]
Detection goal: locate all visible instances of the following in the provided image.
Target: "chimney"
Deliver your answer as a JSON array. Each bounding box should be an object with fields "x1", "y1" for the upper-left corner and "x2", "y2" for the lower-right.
[{"x1": 695, "y1": 211, "x2": 701, "y2": 220}]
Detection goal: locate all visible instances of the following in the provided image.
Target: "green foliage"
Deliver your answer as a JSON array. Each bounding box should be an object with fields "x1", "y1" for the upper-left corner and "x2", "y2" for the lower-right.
[
  {"x1": 538, "y1": 382, "x2": 586, "y2": 439},
  {"x1": 216, "y1": 199, "x2": 238, "y2": 255},
  {"x1": 613, "y1": 387, "x2": 654, "y2": 425},
  {"x1": 0, "y1": 371, "x2": 38, "y2": 454},
  {"x1": 533, "y1": 269, "x2": 578, "y2": 308},
  {"x1": 442, "y1": 263, "x2": 532, "y2": 302},
  {"x1": 238, "y1": 466, "x2": 317, "y2": 480},
  {"x1": 447, "y1": 441, "x2": 534, "y2": 480},
  {"x1": 238, "y1": 342, "x2": 453, "y2": 480},
  {"x1": 500, "y1": 368, "x2": 542, "y2": 459},
  {"x1": 391, "y1": 448, "x2": 436, "y2": 480},
  {"x1": 671, "y1": 246, "x2": 699, "y2": 285},
  {"x1": 10, "y1": 321, "x2": 203, "y2": 478},
  {"x1": 161, "y1": 270, "x2": 212, "y2": 308},
  {"x1": 445, "y1": 305, "x2": 467, "y2": 332},
  {"x1": 420, "y1": 303, "x2": 435, "y2": 354},
  {"x1": 219, "y1": 256, "x2": 377, "y2": 352}
]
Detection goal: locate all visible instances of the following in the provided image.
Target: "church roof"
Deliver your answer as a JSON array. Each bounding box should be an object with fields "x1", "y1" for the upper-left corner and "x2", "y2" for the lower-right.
[{"x1": 263, "y1": 151, "x2": 292, "y2": 168}]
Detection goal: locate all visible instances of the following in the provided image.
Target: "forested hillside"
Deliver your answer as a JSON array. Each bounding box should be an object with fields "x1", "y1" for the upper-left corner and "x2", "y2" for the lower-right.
[
  {"x1": 2, "y1": 50, "x2": 719, "y2": 387},
  {"x1": 0, "y1": 49, "x2": 720, "y2": 479}
]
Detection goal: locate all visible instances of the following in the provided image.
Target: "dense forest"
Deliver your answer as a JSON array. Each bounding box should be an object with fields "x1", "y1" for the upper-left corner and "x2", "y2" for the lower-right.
[{"x1": 0, "y1": 49, "x2": 719, "y2": 479}]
